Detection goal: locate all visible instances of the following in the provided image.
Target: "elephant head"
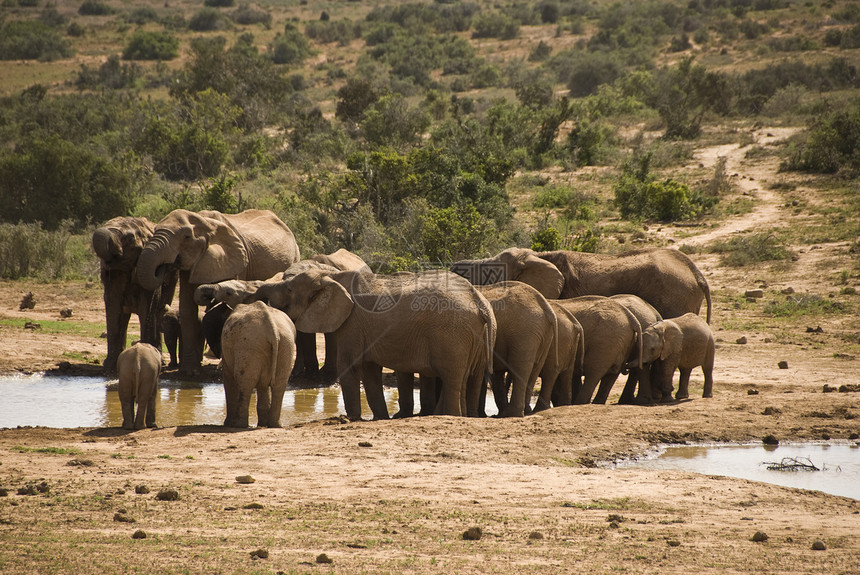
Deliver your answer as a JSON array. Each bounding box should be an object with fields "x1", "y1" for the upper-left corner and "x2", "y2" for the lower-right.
[
  {"x1": 451, "y1": 247, "x2": 564, "y2": 299},
  {"x1": 254, "y1": 270, "x2": 353, "y2": 334},
  {"x1": 642, "y1": 321, "x2": 684, "y2": 363},
  {"x1": 194, "y1": 279, "x2": 266, "y2": 309},
  {"x1": 137, "y1": 210, "x2": 248, "y2": 291},
  {"x1": 92, "y1": 217, "x2": 154, "y2": 272}
]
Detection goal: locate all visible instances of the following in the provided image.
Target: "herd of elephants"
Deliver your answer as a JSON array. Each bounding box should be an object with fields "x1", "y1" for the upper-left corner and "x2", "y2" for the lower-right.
[{"x1": 93, "y1": 209, "x2": 716, "y2": 430}]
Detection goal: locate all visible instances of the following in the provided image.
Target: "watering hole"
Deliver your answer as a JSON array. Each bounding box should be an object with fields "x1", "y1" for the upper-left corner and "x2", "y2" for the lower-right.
[
  {"x1": 621, "y1": 443, "x2": 860, "y2": 500},
  {"x1": 0, "y1": 373, "x2": 497, "y2": 429}
]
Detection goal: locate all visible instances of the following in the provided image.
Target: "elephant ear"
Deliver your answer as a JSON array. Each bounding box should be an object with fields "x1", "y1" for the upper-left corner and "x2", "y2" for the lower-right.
[
  {"x1": 295, "y1": 277, "x2": 353, "y2": 334},
  {"x1": 515, "y1": 253, "x2": 564, "y2": 299},
  {"x1": 660, "y1": 322, "x2": 683, "y2": 362},
  {"x1": 188, "y1": 215, "x2": 248, "y2": 285}
]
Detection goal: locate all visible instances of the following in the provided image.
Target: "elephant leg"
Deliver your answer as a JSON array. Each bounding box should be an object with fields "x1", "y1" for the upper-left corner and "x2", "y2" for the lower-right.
[
  {"x1": 120, "y1": 399, "x2": 135, "y2": 430},
  {"x1": 321, "y1": 333, "x2": 338, "y2": 382},
  {"x1": 254, "y1": 381, "x2": 272, "y2": 427},
  {"x1": 500, "y1": 363, "x2": 530, "y2": 417},
  {"x1": 522, "y1": 363, "x2": 544, "y2": 415},
  {"x1": 618, "y1": 370, "x2": 638, "y2": 405},
  {"x1": 105, "y1": 310, "x2": 130, "y2": 374},
  {"x1": 675, "y1": 368, "x2": 693, "y2": 400},
  {"x1": 593, "y1": 372, "x2": 620, "y2": 404},
  {"x1": 144, "y1": 383, "x2": 157, "y2": 428},
  {"x1": 294, "y1": 331, "x2": 319, "y2": 379},
  {"x1": 465, "y1": 369, "x2": 486, "y2": 417},
  {"x1": 222, "y1": 370, "x2": 243, "y2": 427},
  {"x1": 362, "y1": 362, "x2": 389, "y2": 421},
  {"x1": 702, "y1": 365, "x2": 714, "y2": 398},
  {"x1": 574, "y1": 372, "x2": 600, "y2": 404},
  {"x1": 393, "y1": 372, "x2": 415, "y2": 418},
  {"x1": 338, "y1": 358, "x2": 364, "y2": 421},
  {"x1": 475, "y1": 373, "x2": 489, "y2": 418},
  {"x1": 419, "y1": 376, "x2": 441, "y2": 416},
  {"x1": 535, "y1": 368, "x2": 559, "y2": 412},
  {"x1": 436, "y1": 372, "x2": 465, "y2": 417},
  {"x1": 551, "y1": 371, "x2": 572, "y2": 407},
  {"x1": 490, "y1": 371, "x2": 508, "y2": 413},
  {"x1": 178, "y1": 275, "x2": 204, "y2": 374}
]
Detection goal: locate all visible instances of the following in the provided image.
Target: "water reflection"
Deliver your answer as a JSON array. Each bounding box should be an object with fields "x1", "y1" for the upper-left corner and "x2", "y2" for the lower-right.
[
  {"x1": 0, "y1": 373, "x2": 423, "y2": 429},
  {"x1": 623, "y1": 443, "x2": 860, "y2": 500}
]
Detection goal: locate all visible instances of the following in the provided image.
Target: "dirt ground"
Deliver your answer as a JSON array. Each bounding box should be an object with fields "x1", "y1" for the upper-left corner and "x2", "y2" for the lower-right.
[{"x1": 1, "y1": 129, "x2": 859, "y2": 573}]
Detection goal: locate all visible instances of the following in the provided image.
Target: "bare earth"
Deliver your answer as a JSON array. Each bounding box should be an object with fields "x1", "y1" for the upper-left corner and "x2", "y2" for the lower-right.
[{"x1": 1, "y1": 130, "x2": 859, "y2": 573}]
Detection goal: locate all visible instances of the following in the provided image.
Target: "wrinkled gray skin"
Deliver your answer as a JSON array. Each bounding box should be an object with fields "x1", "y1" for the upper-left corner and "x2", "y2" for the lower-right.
[
  {"x1": 538, "y1": 248, "x2": 712, "y2": 323},
  {"x1": 573, "y1": 294, "x2": 664, "y2": 405},
  {"x1": 552, "y1": 297, "x2": 642, "y2": 405},
  {"x1": 117, "y1": 342, "x2": 162, "y2": 430},
  {"x1": 642, "y1": 313, "x2": 715, "y2": 402},
  {"x1": 250, "y1": 269, "x2": 495, "y2": 420},
  {"x1": 136, "y1": 209, "x2": 300, "y2": 375},
  {"x1": 220, "y1": 302, "x2": 297, "y2": 428},
  {"x1": 92, "y1": 217, "x2": 177, "y2": 373},
  {"x1": 537, "y1": 301, "x2": 584, "y2": 412},
  {"x1": 474, "y1": 282, "x2": 557, "y2": 418}
]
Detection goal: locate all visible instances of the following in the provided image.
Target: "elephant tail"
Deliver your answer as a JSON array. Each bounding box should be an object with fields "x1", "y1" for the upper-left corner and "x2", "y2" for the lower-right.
[
  {"x1": 476, "y1": 293, "x2": 496, "y2": 375},
  {"x1": 690, "y1": 256, "x2": 712, "y2": 324},
  {"x1": 619, "y1": 305, "x2": 643, "y2": 371}
]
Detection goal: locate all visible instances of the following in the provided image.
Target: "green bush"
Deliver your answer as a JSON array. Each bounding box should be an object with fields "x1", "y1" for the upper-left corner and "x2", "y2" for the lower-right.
[
  {"x1": 471, "y1": 12, "x2": 519, "y2": 40},
  {"x1": 530, "y1": 225, "x2": 562, "y2": 251},
  {"x1": 0, "y1": 20, "x2": 72, "y2": 61},
  {"x1": 304, "y1": 18, "x2": 361, "y2": 45},
  {"x1": 0, "y1": 221, "x2": 95, "y2": 280},
  {"x1": 122, "y1": 30, "x2": 179, "y2": 61},
  {"x1": 230, "y1": 4, "x2": 271, "y2": 27},
  {"x1": 269, "y1": 22, "x2": 311, "y2": 65},
  {"x1": 189, "y1": 7, "x2": 229, "y2": 31},
  {"x1": 76, "y1": 54, "x2": 141, "y2": 89},
  {"x1": 125, "y1": 6, "x2": 159, "y2": 24},
  {"x1": 764, "y1": 294, "x2": 844, "y2": 317},
  {"x1": 78, "y1": 0, "x2": 113, "y2": 16},
  {"x1": 418, "y1": 203, "x2": 498, "y2": 263},
  {"x1": 781, "y1": 100, "x2": 860, "y2": 176}
]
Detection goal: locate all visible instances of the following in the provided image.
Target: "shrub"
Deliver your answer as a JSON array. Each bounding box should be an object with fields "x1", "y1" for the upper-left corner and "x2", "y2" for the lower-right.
[
  {"x1": 125, "y1": 6, "x2": 159, "y2": 24},
  {"x1": 0, "y1": 20, "x2": 72, "y2": 61},
  {"x1": 764, "y1": 294, "x2": 844, "y2": 317},
  {"x1": 304, "y1": 18, "x2": 361, "y2": 44},
  {"x1": 189, "y1": 7, "x2": 229, "y2": 31},
  {"x1": 471, "y1": 12, "x2": 519, "y2": 40},
  {"x1": 76, "y1": 54, "x2": 141, "y2": 89},
  {"x1": 230, "y1": 4, "x2": 271, "y2": 27},
  {"x1": 122, "y1": 30, "x2": 179, "y2": 60},
  {"x1": 0, "y1": 221, "x2": 94, "y2": 280},
  {"x1": 530, "y1": 225, "x2": 562, "y2": 251},
  {"x1": 563, "y1": 51, "x2": 623, "y2": 98},
  {"x1": 269, "y1": 23, "x2": 311, "y2": 64},
  {"x1": 78, "y1": 0, "x2": 113, "y2": 16},
  {"x1": 419, "y1": 203, "x2": 498, "y2": 263},
  {"x1": 335, "y1": 77, "x2": 380, "y2": 123},
  {"x1": 781, "y1": 100, "x2": 860, "y2": 176},
  {"x1": 204, "y1": 0, "x2": 234, "y2": 6},
  {"x1": 567, "y1": 118, "x2": 615, "y2": 167}
]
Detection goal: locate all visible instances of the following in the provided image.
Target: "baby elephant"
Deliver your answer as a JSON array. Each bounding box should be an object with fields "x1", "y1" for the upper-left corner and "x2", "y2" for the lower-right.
[
  {"x1": 643, "y1": 313, "x2": 715, "y2": 401},
  {"x1": 220, "y1": 302, "x2": 297, "y2": 428},
  {"x1": 116, "y1": 342, "x2": 162, "y2": 430}
]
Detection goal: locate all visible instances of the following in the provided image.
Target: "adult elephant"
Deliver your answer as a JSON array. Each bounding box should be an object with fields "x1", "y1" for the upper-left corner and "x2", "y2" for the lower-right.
[
  {"x1": 538, "y1": 248, "x2": 712, "y2": 323},
  {"x1": 92, "y1": 217, "x2": 177, "y2": 373},
  {"x1": 536, "y1": 301, "x2": 584, "y2": 412},
  {"x1": 136, "y1": 209, "x2": 300, "y2": 374},
  {"x1": 453, "y1": 247, "x2": 711, "y2": 323},
  {"x1": 250, "y1": 269, "x2": 495, "y2": 420},
  {"x1": 474, "y1": 281, "x2": 557, "y2": 418},
  {"x1": 220, "y1": 302, "x2": 297, "y2": 428},
  {"x1": 553, "y1": 297, "x2": 642, "y2": 405}
]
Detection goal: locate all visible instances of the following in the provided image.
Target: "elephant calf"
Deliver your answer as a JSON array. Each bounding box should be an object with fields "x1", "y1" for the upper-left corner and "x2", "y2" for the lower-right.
[
  {"x1": 117, "y1": 343, "x2": 162, "y2": 430},
  {"x1": 220, "y1": 302, "x2": 297, "y2": 428},
  {"x1": 643, "y1": 313, "x2": 715, "y2": 401}
]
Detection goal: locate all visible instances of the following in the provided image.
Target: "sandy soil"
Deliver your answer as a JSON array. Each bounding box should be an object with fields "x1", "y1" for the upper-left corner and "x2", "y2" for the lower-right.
[{"x1": 1, "y1": 129, "x2": 859, "y2": 573}]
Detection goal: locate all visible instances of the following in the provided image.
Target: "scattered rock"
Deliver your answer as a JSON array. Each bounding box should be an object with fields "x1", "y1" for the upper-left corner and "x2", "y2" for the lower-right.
[
  {"x1": 24, "y1": 322, "x2": 41, "y2": 330},
  {"x1": 235, "y1": 475, "x2": 255, "y2": 484},
  {"x1": 806, "y1": 326, "x2": 823, "y2": 333},
  {"x1": 19, "y1": 292, "x2": 35, "y2": 310},
  {"x1": 316, "y1": 553, "x2": 333, "y2": 564},
  {"x1": 67, "y1": 458, "x2": 95, "y2": 467},
  {"x1": 608, "y1": 521, "x2": 620, "y2": 529},
  {"x1": 250, "y1": 549, "x2": 268, "y2": 559},
  {"x1": 17, "y1": 485, "x2": 37, "y2": 496},
  {"x1": 811, "y1": 540, "x2": 827, "y2": 551},
  {"x1": 736, "y1": 336, "x2": 747, "y2": 345},
  {"x1": 751, "y1": 531, "x2": 769, "y2": 542},
  {"x1": 849, "y1": 433, "x2": 859, "y2": 440},
  {"x1": 358, "y1": 441, "x2": 373, "y2": 448},
  {"x1": 462, "y1": 526, "x2": 483, "y2": 541},
  {"x1": 0, "y1": 488, "x2": 8, "y2": 497},
  {"x1": 667, "y1": 539, "x2": 681, "y2": 547},
  {"x1": 823, "y1": 385, "x2": 836, "y2": 393},
  {"x1": 135, "y1": 485, "x2": 150, "y2": 494},
  {"x1": 155, "y1": 488, "x2": 179, "y2": 501},
  {"x1": 762, "y1": 435, "x2": 779, "y2": 446},
  {"x1": 243, "y1": 503, "x2": 264, "y2": 510},
  {"x1": 747, "y1": 389, "x2": 759, "y2": 395},
  {"x1": 777, "y1": 361, "x2": 789, "y2": 369},
  {"x1": 762, "y1": 407, "x2": 781, "y2": 416},
  {"x1": 528, "y1": 531, "x2": 544, "y2": 540},
  {"x1": 607, "y1": 514, "x2": 625, "y2": 523},
  {"x1": 744, "y1": 289, "x2": 764, "y2": 299},
  {"x1": 781, "y1": 287, "x2": 795, "y2": 295},
  {"x1": 839, "y1": 384, "x2": 860, "y2": 393},
  {"x1": 59, "y1": 308, "x2": 73, "y2": 318},
  {"x1": 113, "y1": 513, "x2": 135, "y2": 523},
  {"x1": 132, "y1": 530, "x2": 147, "y2": 540}
]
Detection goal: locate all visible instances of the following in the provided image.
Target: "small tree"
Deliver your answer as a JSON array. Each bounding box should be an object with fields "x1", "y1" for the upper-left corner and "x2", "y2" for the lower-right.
[{"x1": 122, "y1": 30, "x2": 179, "y2": 61}]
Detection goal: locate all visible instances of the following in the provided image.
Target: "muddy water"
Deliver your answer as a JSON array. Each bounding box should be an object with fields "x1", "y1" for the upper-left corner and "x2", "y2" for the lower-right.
[
  {"x1": 623, "y1": 443, "x2": 860, "y2": 500},
  {"x1": 0, "y1": 374, "x2": 426, "y2": 428}
]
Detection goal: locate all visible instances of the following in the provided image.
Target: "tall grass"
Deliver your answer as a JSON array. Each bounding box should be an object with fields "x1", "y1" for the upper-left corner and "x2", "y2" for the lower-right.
[{"x1": 0, "y1": 221, "x2": 97, "y2": 280}]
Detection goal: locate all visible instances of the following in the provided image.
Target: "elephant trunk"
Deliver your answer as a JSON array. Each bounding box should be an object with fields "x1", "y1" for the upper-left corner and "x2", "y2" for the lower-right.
[
  {"x1": 137, "y1": 232, "x2": 173, "y2": 291},
  {"x1": 194, "y1": 284, "x2": 217, "y2": 307}
]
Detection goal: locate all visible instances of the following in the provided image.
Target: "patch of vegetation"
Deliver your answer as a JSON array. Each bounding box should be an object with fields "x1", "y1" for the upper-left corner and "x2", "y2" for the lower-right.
[
  {"x1": 763, "y1": 294, "x2": 846, "y2": 317},
  {"x1": 12, "y1": 446, "x2": 81, "y2": 455},
  {"x1": 708, "y1": 233, "x2": 793, "y2": 267},
  {"x1": 0, "y1": 20, "x2": 73, "y2": 61},
  {"x1": 122, "y1": 30, "x2": 179, "y2": 61}
]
